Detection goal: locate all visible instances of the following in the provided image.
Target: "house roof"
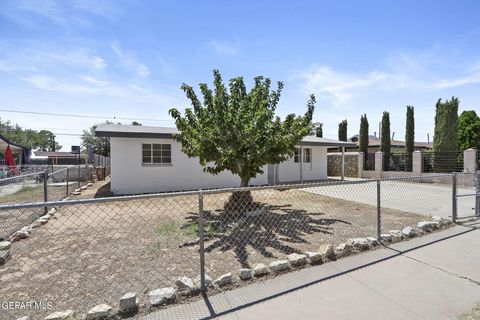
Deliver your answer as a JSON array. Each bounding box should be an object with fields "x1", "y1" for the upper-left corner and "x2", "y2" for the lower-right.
[{"x1": 95, "y1": 124, "x2": 357, "y2": 148}]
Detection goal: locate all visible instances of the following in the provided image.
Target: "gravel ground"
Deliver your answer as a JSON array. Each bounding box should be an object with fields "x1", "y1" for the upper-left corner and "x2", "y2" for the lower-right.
[{"x1": 0, "y1": 180, "x2": 448, "y2": 319}]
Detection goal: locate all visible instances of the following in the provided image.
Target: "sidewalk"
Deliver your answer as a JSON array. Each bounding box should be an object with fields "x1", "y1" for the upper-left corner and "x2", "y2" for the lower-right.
[{"x1": 142, "y1": 225, "x2": 480, "y2": 320}]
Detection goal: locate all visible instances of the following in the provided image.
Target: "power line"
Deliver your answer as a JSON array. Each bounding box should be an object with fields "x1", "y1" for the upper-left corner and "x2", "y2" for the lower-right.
[{"x1": 0, "y1": 108, "x2": 173, "y2": 122}]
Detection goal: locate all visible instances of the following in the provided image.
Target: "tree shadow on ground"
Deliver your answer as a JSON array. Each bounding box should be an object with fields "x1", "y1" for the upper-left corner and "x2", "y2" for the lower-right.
[{"x1": 181, "y1": 203, "x2": 350, "y2": 268}]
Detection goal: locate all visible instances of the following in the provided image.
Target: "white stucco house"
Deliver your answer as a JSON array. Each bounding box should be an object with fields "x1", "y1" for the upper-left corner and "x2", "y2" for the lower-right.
[{"x1": 95, "y1": 124, "x2": 355, "y2": 195}]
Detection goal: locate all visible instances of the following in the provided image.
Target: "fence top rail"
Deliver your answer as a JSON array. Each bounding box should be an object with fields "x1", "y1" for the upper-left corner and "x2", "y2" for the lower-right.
[
  {"x1": 50, "y1": 167, "x2": 70, "y2": 175},
  {"x1": 0, "y1": 171, "x2": 43, "y2": 184}
]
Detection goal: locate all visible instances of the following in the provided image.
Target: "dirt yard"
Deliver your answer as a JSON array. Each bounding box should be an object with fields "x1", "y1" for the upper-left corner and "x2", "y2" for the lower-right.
[{"x1": 0, "y1": 181, "x2": 440, "y2": 319}]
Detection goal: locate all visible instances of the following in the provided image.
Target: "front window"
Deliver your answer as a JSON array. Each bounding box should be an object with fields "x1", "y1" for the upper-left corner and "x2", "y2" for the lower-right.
[
  {"x1": 142, "y1": 144, "x2": 171, "y2": 164},
  {"x1": 294, "y1": 148, "x2": 311, "y2": 163}
]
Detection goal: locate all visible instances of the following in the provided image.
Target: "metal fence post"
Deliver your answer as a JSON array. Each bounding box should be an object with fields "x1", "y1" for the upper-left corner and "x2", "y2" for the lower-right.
[
  {"x1": 43, "y1": 171, "x2": 48, "y2": 214},
  {"x1": 452, "y1": 173, "x2": 457, "y2": 222},
  {"x1": 77, "y1": 165, "x2": 81, "y2": 188},
  {"x1": 198, "y1": 190, "x2": 206, "y2": 292},
  {"x1": 376, "y1": 179, "x2": 381, "y2": 241},
  {"x1": 66, "y1": 168, "x2": 69, "y2": 197},
  {"x1": 475, "y1": 171, "x2": 480, "y2": 217}
]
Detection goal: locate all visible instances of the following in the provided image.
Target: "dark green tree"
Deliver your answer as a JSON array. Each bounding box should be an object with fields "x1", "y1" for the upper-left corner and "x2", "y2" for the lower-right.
[
  {"x1": 338, "y1": 119, "x2": 348, "y2": 142},
  {"x1": 315, "y1": 123, "x2": 323, "y2": 138},
  {"x1": 80, "y1": 123, "x2": 111, "y2": 157},
  {"x1": 359, "y1": 114, "x2": 369, "y2": 155},
  {"x1": 380, "y1": 111, "x2": 391, "y2": 169},
  {"x1": 169, "y1": 70, "x2": 315, "y2": 210},
  {"x1": 458, "y1": 110, "x2": 480, "y2": 150},
  {"x1": 405, "y1": 106, "x2": 414, "y2": 171},
  {"x1": 433, "y1": 97, "x2": 459, "y2": 152}
]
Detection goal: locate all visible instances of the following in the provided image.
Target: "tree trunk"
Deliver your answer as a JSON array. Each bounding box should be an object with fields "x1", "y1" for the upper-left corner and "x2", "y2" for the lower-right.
[{"x1": 224, "y1": 176, "x2": 255, "y2": 214}]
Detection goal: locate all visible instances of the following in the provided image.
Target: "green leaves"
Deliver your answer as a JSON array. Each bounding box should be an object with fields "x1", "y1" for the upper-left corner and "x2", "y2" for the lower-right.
[
  {"x1": 359, "y1": 114, "x2": 369, "y2": 155},
  {"x1": 169, "y1": 70, "x2": 315, "y2": 186},
  {"x1": 458, "y1": 110, "x2": 480, "y2": 151},
  {"x1": 433, "y1": 97, "x2": 459, "y2": 152}
]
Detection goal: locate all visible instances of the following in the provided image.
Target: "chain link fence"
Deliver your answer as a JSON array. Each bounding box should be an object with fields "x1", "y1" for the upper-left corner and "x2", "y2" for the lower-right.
[{"x1": 1, "y1": 172, "x2": 478, "y2": 319}]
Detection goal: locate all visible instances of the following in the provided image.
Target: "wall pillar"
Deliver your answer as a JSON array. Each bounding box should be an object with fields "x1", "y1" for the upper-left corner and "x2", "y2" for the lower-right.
[
  {"x1": 375, "y1": 151, "x2": 384, "y2": 178},
  {"x1": 358, "y1": 152, "x2": 364, "y2": 178},
  {"x1": 412, "y1": 150, "x2": 423, "y2": 176},
  {"x1": 464, "y1": 148, "x2": 478, "y2": 173}
]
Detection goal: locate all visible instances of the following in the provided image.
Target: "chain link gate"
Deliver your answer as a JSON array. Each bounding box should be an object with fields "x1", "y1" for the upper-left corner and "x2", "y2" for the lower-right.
[{"x1": 455, "y1": 171, "x2": 480, "y2": 220}]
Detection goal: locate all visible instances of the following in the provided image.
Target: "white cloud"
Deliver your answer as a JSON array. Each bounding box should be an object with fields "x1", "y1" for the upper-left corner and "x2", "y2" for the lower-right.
[
  {"x1": 209, "y1": 39, "x2": 239, "y2": 56},
  {"x1": 1, "y1": 0, "x2": 119, "y2": 29},
  {"x1": 295, "y1": 59, "x2": 480, "y2": 105},
  {"x1": 111, "y1": 42, "x2": 150, "y2": 77}
]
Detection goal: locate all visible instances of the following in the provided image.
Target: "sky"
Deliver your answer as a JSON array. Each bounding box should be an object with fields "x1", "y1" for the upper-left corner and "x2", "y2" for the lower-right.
[{"x1": 0, "y1": 0, "x2": 479, "y2": 149}]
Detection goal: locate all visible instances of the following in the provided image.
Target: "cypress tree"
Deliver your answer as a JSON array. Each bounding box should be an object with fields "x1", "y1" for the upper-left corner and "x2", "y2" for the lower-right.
[
  {"x1": 433, "y1": 97, "x2": 459, "y2": 152},
  {"x1": 381, "y1": 111, "x2": 391, "y2": 170},
  {"x1": 405, "y1": 106, "x2": 415, "y2": 171},
  {"x1": 316, "y1": 123, "x2": 323, "y2": 138},
  {"x1": 359, "y1": 114, "x2": 369, "y2": 154},
  {"x1": 338, "y1": 119, "x2": 348, "y2": 142}
]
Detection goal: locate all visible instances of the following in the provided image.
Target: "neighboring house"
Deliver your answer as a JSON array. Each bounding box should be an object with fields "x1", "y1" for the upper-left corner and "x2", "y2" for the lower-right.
[
  {"x1": 331, "y1": 134, "x2": 432, "y2": 153},
  {"x1": 95, "y1": 124, "x2": 355, "y2": 195},
  {"x1": 32, "y1": 151, "x2": 86, "y2": 165}
]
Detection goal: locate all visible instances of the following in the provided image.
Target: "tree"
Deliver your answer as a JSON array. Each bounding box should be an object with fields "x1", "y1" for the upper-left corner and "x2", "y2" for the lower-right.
[
  {"x1": 433, "y1": 97, "x2": 459, "y2": 152},
  {"x1": 405, "y1": 106, "x2": 414, "y2": 171},
  {"x1": 311, "y1": 122, "x2": 323, "y2": 137},
  {"x1": 380, "y1": 111, "x2": 391, "y2": 169},
  {"x1": 169, "y1": 70, "x2": 315, "y2": 211},
  {"x1": 458, "y1": 110, "x2": 480, "y2": 150},
  {"x1": 338, "y1": 119, "x2": 347, "y2": 142},
  {"x1": 0, "y1": 118, "x2": 60, "y2": 150},
  {"x1": 359, "y1": 114, "x2": 369, "y2": 155},
  {"x1": 80, "y1": 123, "x2": 111, "y2": 157}
]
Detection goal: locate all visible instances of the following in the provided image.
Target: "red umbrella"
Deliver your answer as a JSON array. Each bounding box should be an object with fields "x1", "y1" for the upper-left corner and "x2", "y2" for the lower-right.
[{"x1": 5, "y1": 145, "x2": 18, "y2": 174}]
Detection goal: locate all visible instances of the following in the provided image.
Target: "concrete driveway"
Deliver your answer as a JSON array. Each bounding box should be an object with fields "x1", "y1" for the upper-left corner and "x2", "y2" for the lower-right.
[{"x1": 303, "y1": 179, "x2": 476, "y2": 219}]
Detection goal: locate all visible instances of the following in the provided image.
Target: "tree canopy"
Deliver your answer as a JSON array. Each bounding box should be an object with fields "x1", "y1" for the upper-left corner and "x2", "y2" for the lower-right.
[
  {"x1": 405, "y1": 106, "x2": 415, "y2": 155},
  {"x1": 169, "y1": 70, "x2": 315, "y2": 187},
  {"x1": 80, "y1": 123, "x2": 111, "y2": 157},
  {"x1": 338, "y1": 119, "x2": 348, "y2": 142},
  {"x1": 359, "y1": 114, "x2": 369, "y2": 155},
  {"x1": 458, "y1": 110, "x2": 480, "y2": 151},
  {"x1": 0, "y1": 118, "x2": 61, "y2": 151}
]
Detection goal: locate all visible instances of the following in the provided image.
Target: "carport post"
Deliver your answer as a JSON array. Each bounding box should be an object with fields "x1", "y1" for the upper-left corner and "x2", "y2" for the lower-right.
[
  {"x1": 376, "y1": 179, "x2": 381, "y2": 241},
  {"x1": 341, "y1": 146, "x2": 345, "y2": 181},
  {"x1": 451, "y1": 174, "x2": 457, "y2": 222},
  {"x1": 198, "y1": 190, "x2": 206, "y2": 291},
  {"x1": 43, "y1": 171, "x2": 48, "y2": 214}
]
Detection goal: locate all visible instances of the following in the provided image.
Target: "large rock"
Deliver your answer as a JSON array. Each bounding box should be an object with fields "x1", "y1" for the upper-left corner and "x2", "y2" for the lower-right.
[
  {"x1": 380, "y1": 234, "x2": 393, "y2": 242},
  {"x1": 365, "y1": 237, "x2": 379, "y2": 246},
  {"x1": 148, "y1": 287, "x2": 176, "y2": 306},
  {"x1": 388, "y1": 230, "x2": 403, "y2": 241},
  {"x1": 0, "y1": 249, "x2": 10, "y2": 265},
  {"x1": 0, "y1": 241, "x2": 11, "y2": 250},
  {"x1": 417, "y1": 221, "x2": 440, "y2": 231},
  {"x1": 253, "y1": 263, "x2": 269, "y2": 277},
  {"x1": 239, "y1": 268, "x2": 252, "y2": 280},
  {"x1": 119, "y1": 292, "x2": 139, "y2": 313},
  {"x1": 269, "y1": 260, "x2": 289, "y2": 272},
  {"x1": 305, "y1": 251, "x2": 323, "y2": 264},
  {"x1": 44, "y1": 310, "x2": 75, "y2": 320},
  {"x1": 175, "y1": 276, "x2": 195, "y2": 291},
  {"x1": 48, "y1": 208, "x2": 56, "y2": 215},
  {"x1": 348, "y1": 238, "x2": 370, "y2": 250},
  {"x1": 318, "y1": 244, "x2": 335, "y2": 260},
  {"x1": 213, "y1": 273, "x2": 233, "y2": 287},
  {"x1": 86, "y1": 304, "x2": 112, "y2": 320},
  {"x1": 335, "y1": 243, "x2": 353, "y2": 257},
  {"x1": 286, "y1": 253, "x2": 308, "y2": 267},
  {"x1": 402, "y1": 226, "x2": 416, "y2": 237}
]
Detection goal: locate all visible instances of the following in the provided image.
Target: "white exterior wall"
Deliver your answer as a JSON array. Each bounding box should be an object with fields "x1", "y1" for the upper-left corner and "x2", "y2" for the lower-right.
[
  {"x1": 277, "y1": 146, "x2": 328, "y2": 182},
  {"x1": 110, "y1": 137, "x2": 328, "y2": 195}
]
